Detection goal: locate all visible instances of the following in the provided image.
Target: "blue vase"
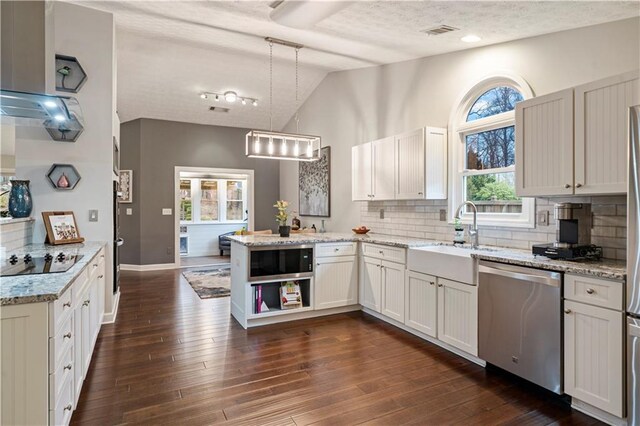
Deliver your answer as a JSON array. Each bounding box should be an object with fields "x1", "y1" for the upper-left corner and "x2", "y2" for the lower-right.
[{"x1": 8, "y1": 180, "x2": 33, "y2": 218}]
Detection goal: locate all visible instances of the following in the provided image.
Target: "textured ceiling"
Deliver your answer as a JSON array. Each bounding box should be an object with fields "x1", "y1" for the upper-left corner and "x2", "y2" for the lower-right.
[{"x1": 76, "y1": 1, "x2": 639, "y2": 130}]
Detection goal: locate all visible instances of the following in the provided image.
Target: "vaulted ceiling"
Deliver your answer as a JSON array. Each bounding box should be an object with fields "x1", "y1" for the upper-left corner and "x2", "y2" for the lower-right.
[{"x1": 77, "y1": 1, "x2": 639, "y2": 130}]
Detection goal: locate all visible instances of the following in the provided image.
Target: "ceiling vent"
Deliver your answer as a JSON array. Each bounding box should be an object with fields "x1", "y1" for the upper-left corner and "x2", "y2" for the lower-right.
[
  {"x1": 209, "y1": 106, "x2": 230, "y2": 113},
  {"x1": 421, "y1": 25, "x2": 459, "y2": 36}
]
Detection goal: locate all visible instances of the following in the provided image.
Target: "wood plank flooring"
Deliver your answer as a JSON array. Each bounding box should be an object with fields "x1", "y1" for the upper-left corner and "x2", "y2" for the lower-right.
[
  {"x1": 180, "y1": 255, "x2": 230, "y2": 268},
  {"x1": 71, "y1": 269, "x2": 601, "y2": 425}
]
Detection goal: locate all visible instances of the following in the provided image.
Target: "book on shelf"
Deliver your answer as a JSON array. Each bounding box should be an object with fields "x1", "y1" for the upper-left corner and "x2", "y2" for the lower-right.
[{"x1": 280, "y1": 281, "x2": 302, "y2": 310}]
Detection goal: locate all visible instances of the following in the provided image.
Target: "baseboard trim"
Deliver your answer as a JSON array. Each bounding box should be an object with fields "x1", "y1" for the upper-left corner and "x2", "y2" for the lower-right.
[
  {"x1": 120, "y1": 263, "x2": 178, "y2": 272},
  {"x1": 571, "y1": 399, "x2": 626, "y2": 426},
  {"x1": 102, "y1": 290, "x2": 120, "y2": 324}
]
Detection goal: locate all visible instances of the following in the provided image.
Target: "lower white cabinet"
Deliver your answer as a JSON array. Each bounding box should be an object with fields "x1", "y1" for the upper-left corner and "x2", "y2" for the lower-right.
[
  {"x1": 564, "y1": 299, "x2": 624, "y2": 417},
  {"x1": 360, "y1": 256, "x2": 382, "y2": 312},
  {"x1": 437, "y1": 278, "x2": 478, "y2": 356},
  {"x1": 315, "y1": 256, "x2": 358, "y2": 309},
  {"x1": 381, "y1": 260, "x2": 405, "y2": 322},
  {"x1": 404, "y1": 271, "x2": 437, "y2": 338}
]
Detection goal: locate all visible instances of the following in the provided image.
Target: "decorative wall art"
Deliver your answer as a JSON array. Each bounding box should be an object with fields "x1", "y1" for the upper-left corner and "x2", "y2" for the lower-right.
[
  {"x1": 119, "y1": 170, "x2": 132, "y2": 203},
  {"x1": 298, "y1": 146, "x2": 330, "y2": 217},
  {"x1": 55, "y1": 54, "x2": 87, "y2": 93},
  {"x1": 42, "y1": 211, "x2": 84, "y2": 245},
  {"x1": 47, "y1": 164, "x2": 81, "y2": 190}
]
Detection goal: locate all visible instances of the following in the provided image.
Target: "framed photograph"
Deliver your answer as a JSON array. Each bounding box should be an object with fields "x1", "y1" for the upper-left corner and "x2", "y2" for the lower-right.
[
  {"x1": 299, "y1": 146, "x2": 330, "y2": 217},
  {"x1": 119, "y1": 170, "x2": 133, "y2": 203},
  {"x1": 42, "y1": 211, "x2": 84, "y2": 245}
]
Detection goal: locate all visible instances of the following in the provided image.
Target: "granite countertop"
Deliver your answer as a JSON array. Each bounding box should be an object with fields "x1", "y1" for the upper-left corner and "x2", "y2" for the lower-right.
[
  {"x1": 472, "y1": 249, "x2": 627, "y2": 281},
  {"x1": 0, "y1": 217, "x2": 35, "y2": 226},
  {"x1": 0, "y1": 242, "x2": 107, "y2": 306},
  {"x1": 226, "y1": 232, "x2": 443, "y2": 248}
]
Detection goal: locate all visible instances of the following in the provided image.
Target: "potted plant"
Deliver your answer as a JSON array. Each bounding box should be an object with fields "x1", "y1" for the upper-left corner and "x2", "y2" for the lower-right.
[{"x1": 274, "y1": 200, "x2": 290, "y2": 237}]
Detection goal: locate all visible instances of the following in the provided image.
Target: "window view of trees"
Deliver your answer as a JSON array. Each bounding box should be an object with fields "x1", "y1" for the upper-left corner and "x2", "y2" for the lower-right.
[
  {"x1": 179, "y1": 179, "x2": 192, "y2": 221},
  {"x1": 226, "y1": 180, "x2": 244, "y2": 221},
  {"x1": 466, "y1": 86, "x2": 523, "y2": 122},
  {"x1": 180, "y1": 177, "x2": 247, "y2": 223}
]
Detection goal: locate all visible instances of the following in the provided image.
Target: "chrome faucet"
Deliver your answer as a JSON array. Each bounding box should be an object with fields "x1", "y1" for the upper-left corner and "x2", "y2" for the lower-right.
[{"x1": 454, "y1": 201, "x2": 479, "y2": 249}]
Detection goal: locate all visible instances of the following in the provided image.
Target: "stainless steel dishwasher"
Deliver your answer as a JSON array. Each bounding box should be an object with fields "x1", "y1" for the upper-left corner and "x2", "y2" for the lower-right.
[{"x1": 478, "y1": 260, "x2": 563, "y2": 394}]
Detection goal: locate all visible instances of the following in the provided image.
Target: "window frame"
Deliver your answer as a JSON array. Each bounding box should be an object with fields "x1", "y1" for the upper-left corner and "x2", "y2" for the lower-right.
[
  {"x1": 448, "y1": 73, "x2": 535, "y2": 229},
  {"x1": 179, "y1": 177, "x2": 247, "y2": 225}
]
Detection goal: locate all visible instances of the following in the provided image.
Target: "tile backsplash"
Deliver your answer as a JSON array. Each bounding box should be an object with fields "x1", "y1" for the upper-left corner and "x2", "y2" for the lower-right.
[{"x1": 360, "y1": 195, "x2": 627, "y2": 260}]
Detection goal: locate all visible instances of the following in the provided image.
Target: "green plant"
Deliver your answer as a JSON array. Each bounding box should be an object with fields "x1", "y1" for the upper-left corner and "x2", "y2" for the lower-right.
[{"x1": 274, "y1": 200, "x2": 289, "y2": 226}]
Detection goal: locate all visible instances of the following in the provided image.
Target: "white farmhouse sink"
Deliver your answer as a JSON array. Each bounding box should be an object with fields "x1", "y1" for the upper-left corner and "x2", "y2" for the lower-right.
[{"x1": 407, "y1": 245, "x2": 479, "y2": 285}]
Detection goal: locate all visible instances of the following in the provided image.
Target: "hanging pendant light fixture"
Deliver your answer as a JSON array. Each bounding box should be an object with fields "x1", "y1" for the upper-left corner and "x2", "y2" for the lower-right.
[{"x1": 246, "y1": 37, "x2": 321, "y2": 162}]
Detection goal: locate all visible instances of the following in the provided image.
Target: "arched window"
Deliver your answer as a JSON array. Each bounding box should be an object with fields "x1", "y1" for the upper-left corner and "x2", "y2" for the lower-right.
[{"x1": 449, "y1": 74, "x2": 535, "y2": 228}]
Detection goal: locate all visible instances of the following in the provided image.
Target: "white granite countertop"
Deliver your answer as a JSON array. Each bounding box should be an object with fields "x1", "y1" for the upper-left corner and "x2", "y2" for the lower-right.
[
  {"x1": 0, "y1": 217, "x2": 35, "y2": 226},
  {"x1": 472, "y1": 249, "x2": 626, "y2": 281},
  {"x1": 0, "y1": 242, "x2": 106, "y2": 306},
  {"x1": 226, "y1": 232, "x2": 442, "y2": 248}
]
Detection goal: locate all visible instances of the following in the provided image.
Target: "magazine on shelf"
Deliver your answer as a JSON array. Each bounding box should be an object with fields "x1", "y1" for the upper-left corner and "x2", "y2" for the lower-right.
[{"x1": 280, "y1": 281, "x2": 302, "y2": 310}]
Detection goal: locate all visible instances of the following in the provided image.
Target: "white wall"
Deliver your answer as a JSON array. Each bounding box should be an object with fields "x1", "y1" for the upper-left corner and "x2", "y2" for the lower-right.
[
  {"x1": 280, "y1": 18, "x2": 640, "y2": 232},
  {"x1": 15, "y1": 2, "x2": 117, "y2": 316},
  {"x1": 182, "y1": 223, "x2": 244, "y2": 257}
]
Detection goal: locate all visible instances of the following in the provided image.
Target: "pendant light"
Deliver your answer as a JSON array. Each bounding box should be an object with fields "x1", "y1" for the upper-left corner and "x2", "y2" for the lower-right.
[{"x1": 246, "y1": 37, "x2": 321, "y2": 162}]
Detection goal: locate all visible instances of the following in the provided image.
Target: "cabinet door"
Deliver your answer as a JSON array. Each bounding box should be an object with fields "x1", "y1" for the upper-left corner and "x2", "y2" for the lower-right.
[
  {"x1": 437, "y1": 278, "x2": 478, "y2": 356},
  {"x1": 352, "y1": 143, "x2": 373, "y2": 201},
  {"x1": 425, "y1": 127, "x2": 447, "y2": 200},
  {"x1": 395, "y1": 128, "x2": 425, "y2": 200},
  {"x1": 564, "y1": 300, "x2": 624, "y2": 417},
  {"x1": 575, "y1": 71, "x2": 640, "y2": 194},
  {"x1": 515, "y1": 89, "x2": 575, "y2": 197},
  {"x1": 80, "y1": 290, "x2": 92, "y2": 376},
  {"x1": 404, "y1": 271, "x2": 437, "y2": 337},
  {"x1": 73, "y1": 307, "x2": 83, "y2": 405},
  {"x1": 381, "y1": 260, "x2": 405, "y2": 322},
  {"x1": 372, "y1": 137, "x2": 395, "y2": 200},
  {"x1": 315, "y1": 256, "x2": 358, "y2": 310},
  {"x1": 89, "y1": 281, "x2": 100, "y2": 348},
  {"x1": 359, "y1": 256, "x2": 382, "y2": 312}
]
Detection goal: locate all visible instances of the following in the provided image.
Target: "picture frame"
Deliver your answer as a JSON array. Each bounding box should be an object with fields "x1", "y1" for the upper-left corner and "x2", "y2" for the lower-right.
[
  {"x1": 42, "y1": 211, "x2": 85, "y2": 245},
  {"x1": 299, "y1": 146, "x2": 330, "y2": 217},
  {"x1": 119, "y1": 170, "x2": 133, "y2": 203}
]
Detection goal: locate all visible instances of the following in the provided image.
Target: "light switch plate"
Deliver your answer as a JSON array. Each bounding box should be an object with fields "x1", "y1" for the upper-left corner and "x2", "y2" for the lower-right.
[
  {"x1": 379, "y1": 209, "x2": 384, "y2": 219},
  {"x1": 89, "y1": 210, "x2": 98, "y2": 222},
  {"x1": 537, "y1": 210, "x2": 549, "y2": 226},
  {"x1": 126, "y1": 208, "x2": 133, "y2": 215},
  {"x1": 162, "y1": 208, "x2": 172, "y2": 216},
  {"x1": 440, "y1": 209, "x2": 447, "y2": 221}
]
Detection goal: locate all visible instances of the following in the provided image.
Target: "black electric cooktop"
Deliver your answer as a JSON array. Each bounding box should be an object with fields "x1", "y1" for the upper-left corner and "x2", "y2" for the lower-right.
[{"x1": 1, "y1": 253, "x2": 84, "y2": 277}]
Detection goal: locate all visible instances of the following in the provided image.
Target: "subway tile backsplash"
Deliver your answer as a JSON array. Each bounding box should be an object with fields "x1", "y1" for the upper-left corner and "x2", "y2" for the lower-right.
[{"x1": 360, "y1": 195, "x2": 627, "y2": 260}]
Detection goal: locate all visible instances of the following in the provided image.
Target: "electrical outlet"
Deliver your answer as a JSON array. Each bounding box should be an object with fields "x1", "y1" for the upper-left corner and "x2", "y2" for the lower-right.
[
  {"x1": 537, "y1": 210, "x2": 549, "y2": 226},
  {"x1": 126, "y1": 208, "x2": 133, "y2": 215},
  {"x1": 89, "y1": 210, "x2": 98, "y2": 222},
  {"x1": 162, "y1": 208, "x2": 172, "y2": 215},
  {"x1": 379, "y1": 209, "x2": 384, "y2": 219},
  {"x1": 439, "y1": 209, "x2": 447, "y2": 221}
]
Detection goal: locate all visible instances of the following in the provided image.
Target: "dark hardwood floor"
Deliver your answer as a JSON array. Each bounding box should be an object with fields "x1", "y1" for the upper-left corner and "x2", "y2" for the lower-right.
[
  {"x1": 71, "y1": 269, "x2": 601, "y2": 425},
  {"x1": 180, "y1": 255, "x2": 231, "y2": 268}
]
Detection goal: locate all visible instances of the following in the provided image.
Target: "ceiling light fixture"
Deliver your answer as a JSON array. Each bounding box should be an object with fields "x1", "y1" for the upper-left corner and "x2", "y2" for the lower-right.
[
  {"x1": 200, "y1": 93, "x2": 208, "y2": 99},
  {"x1": 224, "y1": 91, "x2": 237, "y2": 102},
  {"x1": 246, "y1": 37, "x2": 321, "y2": 162},
  {"x1": 461, "y1": 34, "x2": 481, "y2": 43},
  {"x1": 200, "y1": 91, "x2": 257, "y2": 106}
]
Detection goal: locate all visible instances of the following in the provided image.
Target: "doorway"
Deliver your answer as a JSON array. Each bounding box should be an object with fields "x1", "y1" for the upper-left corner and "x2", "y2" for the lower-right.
[{"x1": 174, "y1": 166, "x2": 254, "y2": 268}]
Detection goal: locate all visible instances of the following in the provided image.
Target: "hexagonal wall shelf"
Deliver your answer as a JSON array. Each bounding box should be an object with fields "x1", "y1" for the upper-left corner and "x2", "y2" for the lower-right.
[
  {"x1": 44, "y1": 117, "x2": 84, "y2": 142},
  {"x1": 55, "y1": 54, "x2": 87, "y2": 93},
  {"x1": 47, "y1": 164, "x2": 81, "y2": 190}
]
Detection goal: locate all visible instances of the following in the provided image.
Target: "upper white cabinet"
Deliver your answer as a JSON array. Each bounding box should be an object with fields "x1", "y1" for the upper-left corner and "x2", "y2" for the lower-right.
[
  {"x1": 395, "y1": 127, "x2": 447, "y2": 200},
  {"x1": 574, "y1": 71, "x2": 640, "y2": 194},
  {"x1": 516, "y1": 71, "x2": 640, "y2": 197},
  {"x1": 515, "y1": 89, "x2": 575, "y2": 196},
  {"x1": 352, "y1": 127, "x2": 447, "y2": 201}
]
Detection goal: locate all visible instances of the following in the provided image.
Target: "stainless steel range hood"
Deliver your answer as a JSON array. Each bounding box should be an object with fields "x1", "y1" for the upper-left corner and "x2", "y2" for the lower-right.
[{"x1": 0, "y1": 89, "x2": 85, "y2": 132}]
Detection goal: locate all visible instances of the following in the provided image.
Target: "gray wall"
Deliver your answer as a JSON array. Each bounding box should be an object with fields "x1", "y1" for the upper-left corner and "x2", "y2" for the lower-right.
[{"x1": 120, "y1": 118, "x2": 279, "y2": 265}]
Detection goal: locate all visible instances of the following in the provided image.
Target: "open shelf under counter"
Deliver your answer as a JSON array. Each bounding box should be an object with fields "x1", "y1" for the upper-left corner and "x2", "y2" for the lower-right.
[{"x1": 247, "y1": 305, "x2": 314, "y2": 320}]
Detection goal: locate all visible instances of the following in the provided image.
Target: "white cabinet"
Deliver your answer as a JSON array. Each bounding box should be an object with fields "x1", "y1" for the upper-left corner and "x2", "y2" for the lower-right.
[
  {"x1": 437, "y1": 278, "x2": 478, "y2": 356},
  {"x1": 564, "y1": 300, "x2": 624, "y2": 417},
  {"x1": 315, "y1": 256, "x2": 358, "y2": 310},
  {"x1": 516, "y1": 71, "x2": 640, "y2": 197},
  {"x1": 360, "y1": 256, "x2": 382, "y2": 312},
  {"x1": 372, "y1": 137, "x2": 395, "y2": 200},
  {"x1": 381, "y1": 260, "x2": 405, "y2": 322},
  {"x1": 515, "y1": 88, "x2": 575, "y2": 196},
  {"x1": 395, "y1": 127, "x2": 447, "y2": 200},
  {"x1": 352, "y1": 142, "x2": 373, "y2": 201},
  {"x1": 404, "y1": 271, "x2": 437, "y2": 337},
  {"x1": 574, "y1": 70, "x2": 640, "y2": 194}
]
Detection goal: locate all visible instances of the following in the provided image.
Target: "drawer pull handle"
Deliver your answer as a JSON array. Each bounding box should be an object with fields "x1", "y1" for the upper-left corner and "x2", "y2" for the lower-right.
[
  {"x1": 564, "y1": 308, "x2": 572, "y2": 314},
  {"x1": 438, "y1": 283, "x2": 443, "y2": 287},
  {"x1": 64, "y1": 363, "x2": 72, "y2": 371},
  {"x1": 379, "y1": 250, "x2": 384, "y2": 254},
  {"x1": 317, "y1": 263, "x2": 320, "y2": 266},
  {"x1": 98, "y1": 275, "x2": 104, "y2": 279},
  {"x1": 429, "y1": 281, "x2": 435, "y2": 286},
  {"x1": 564, "y1": 184, "x2": 571, "y2": 189},
  {"x1": 586, "y1": 288, "x2": 595, "y2": 294},
  {"x1": 63, "y1": 301, "x2": 71, "y2": 308},
  {"x1": 93, "y1": 264, "x2": 98, "y2": 268},
  {"x1": 100, "y1": 254, "x2": 105, "y2": 258},
  {"x1": 575, "y1": 183, "x2": 583, "y2": 188},
  {"x1": 64, "y1": 332, "x2": 72, "y2": 339},
  {"x1": 64, "y1": 404, "x2": 72, "y2": 411}
]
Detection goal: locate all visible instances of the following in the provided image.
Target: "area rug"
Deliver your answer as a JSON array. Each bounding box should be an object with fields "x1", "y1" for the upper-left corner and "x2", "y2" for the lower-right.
[{"x1": 182, "y1": 264, "x2": 231, "y2": 299}]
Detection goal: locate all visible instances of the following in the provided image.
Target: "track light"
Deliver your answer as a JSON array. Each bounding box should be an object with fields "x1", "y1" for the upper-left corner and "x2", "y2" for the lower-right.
[
  {"x1": 199, "y1": 91, "x2": 257, "y2": 107},
  {"x1": 200, "y1": 93, "x2": 208, "y2": 99},
  {"x1": 252, "y1": 100, "x2": 258, "y2": 107},
  {"x1": 242, "y1": 98, "x2": 247, "y2": 105},
  {"x1": 215, "y1": 94, "x2": 220, "y2": 102}
]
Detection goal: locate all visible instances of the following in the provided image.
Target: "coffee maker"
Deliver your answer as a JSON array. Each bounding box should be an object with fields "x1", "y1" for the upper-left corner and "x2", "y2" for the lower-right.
[{"x1": 532, "y1": 202, "x2": 602, "y2": 260}]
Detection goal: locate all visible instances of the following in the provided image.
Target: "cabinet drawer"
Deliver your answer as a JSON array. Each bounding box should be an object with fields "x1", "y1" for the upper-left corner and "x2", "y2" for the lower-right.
[
  {"x1": 49, "y1": 373, "x2": 74, "y2": 426},
  {"x1": 564, "y1": 274, "x2": 623, "y2": 310},
  {"x1": 50, "y1": 286, "x2": 73, "y2": 336},
  {"x1": 362, "y1": 243, "x2": 406, "y2": 264},
  {"x1": 88, "y1": 253, "x2": 102, "y2": 282},
  {"x1": 50, "y1": 343, "x2": 74, "y2": 406},
  {"x1": 316, "y1": 243, "x2": 357, "y2": 258},
  {"x1": 49, "y1": 314, "x2": 74, "y2": 373},
  {"x1": 71, "y1": 269, "x2": 89, "y2": 307}
]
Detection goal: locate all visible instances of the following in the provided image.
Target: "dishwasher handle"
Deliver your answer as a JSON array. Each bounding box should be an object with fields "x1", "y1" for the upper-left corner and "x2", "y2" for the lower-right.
[{"x1": 479, "y1": 261, "x2": 561, "y2": 287}]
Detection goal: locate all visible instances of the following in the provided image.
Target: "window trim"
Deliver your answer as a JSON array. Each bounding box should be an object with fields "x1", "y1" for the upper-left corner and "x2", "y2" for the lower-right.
[
  {"x1": 448, "y1": 72, "x2": 536, "y2": 229},
  {"x1": 179, "y1": 177, "x2": 247, "y2": 225}
]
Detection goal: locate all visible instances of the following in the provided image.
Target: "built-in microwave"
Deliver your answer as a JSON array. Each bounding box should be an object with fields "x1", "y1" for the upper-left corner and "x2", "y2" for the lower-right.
[{"x1": 248, "y1": 245, "x2": 313, "y2": 281}]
